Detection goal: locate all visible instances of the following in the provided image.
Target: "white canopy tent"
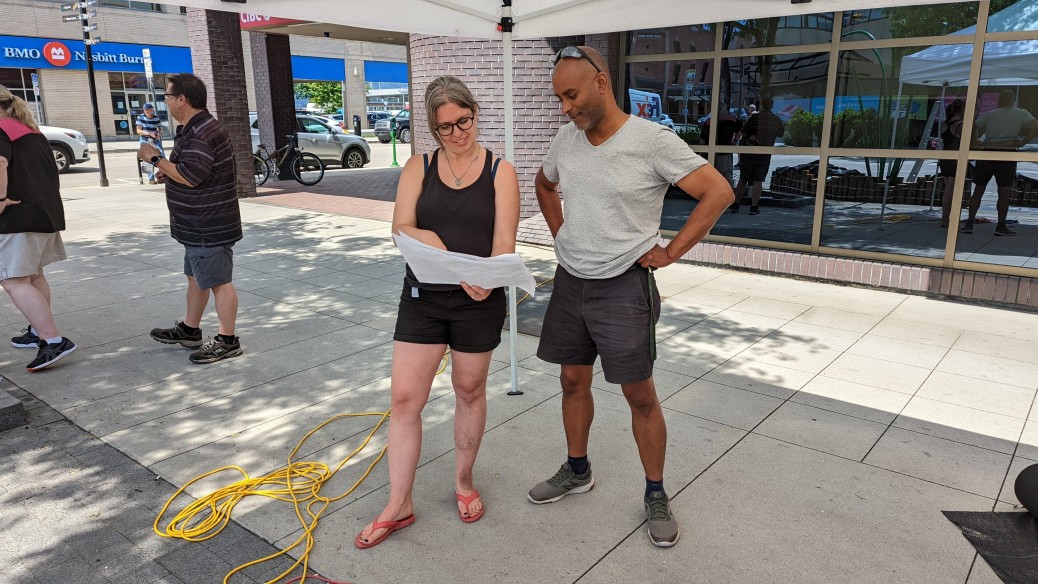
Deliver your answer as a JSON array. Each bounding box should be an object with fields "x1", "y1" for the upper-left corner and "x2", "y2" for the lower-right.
[{"x1": 163, "y1": 0, "x2": 967, "y2": 392}]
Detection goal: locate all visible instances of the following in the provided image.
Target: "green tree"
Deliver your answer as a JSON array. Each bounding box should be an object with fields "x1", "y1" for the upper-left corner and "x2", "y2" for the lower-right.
[
  {"x1": 883, "y1": 0, "x2": 1015, "y2": 38},
  {"x1": 294, "y1": 82, "x2": 342, "y2": 113}
]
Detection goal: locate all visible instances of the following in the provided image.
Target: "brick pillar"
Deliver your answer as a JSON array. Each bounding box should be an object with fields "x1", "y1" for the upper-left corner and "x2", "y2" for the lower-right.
[
  {"x1": 410, "y1": 35, "x2": 583, "y2": 220},
  {"x1": 187, "y1": 9, "x2": 255, "y2": 198},
  {"x1": 250, "y1": 32, "x2": 296, "y2": 179}
]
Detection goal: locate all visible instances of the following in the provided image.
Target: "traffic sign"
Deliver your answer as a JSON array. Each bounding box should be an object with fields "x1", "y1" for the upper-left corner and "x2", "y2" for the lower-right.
[
  {"x1": 62, "y1": 14, "x2": 80, "y2": 21},
  {"x1": 84, "y1": 37, "x2": 101, "y2": 45},
  {"x1": 142, "y1": 48, "x2": 153, "y2": 79},
  {"x1": 31, "y1": 73, "x2": 39, "y2": 96},
  {"x1": 83, "y1": 23, "x2": 97, "y2": 31},
  {"x1": 60, "y1": 3, "x2": 78, "y2": 11}
]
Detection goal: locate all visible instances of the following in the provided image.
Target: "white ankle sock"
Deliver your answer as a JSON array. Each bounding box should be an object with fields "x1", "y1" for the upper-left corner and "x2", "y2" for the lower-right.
[{"x1": 45, "y1": 336, "x2": 62, "y2": 344}]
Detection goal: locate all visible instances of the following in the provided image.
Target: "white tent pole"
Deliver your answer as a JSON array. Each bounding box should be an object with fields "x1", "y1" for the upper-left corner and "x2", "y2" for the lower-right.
[
  {"x1": 502, "y1": 1, "x2": 522, "y2": 396},
  {"x1": 878, "y1": 80, "x2": 904, "y2": 228}
]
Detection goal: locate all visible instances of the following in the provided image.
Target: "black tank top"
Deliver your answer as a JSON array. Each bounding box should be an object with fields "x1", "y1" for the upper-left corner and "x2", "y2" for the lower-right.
[{"x1": 404, "y1": 148, "x2": 498, "y2": 290}]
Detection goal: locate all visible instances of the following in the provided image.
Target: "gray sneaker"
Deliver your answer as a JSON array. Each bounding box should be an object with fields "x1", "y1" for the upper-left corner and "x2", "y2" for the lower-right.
[
  {"x1": 527, "y1": 462, "x2": 594, "y2": 504},
  {"x1": 645, "y1": 491, "x2": 679, "y2": 547}
]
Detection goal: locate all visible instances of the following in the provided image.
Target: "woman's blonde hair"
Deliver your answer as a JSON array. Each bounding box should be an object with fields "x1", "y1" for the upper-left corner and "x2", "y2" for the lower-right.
[
  {"x1": 425, "y1": 76, "x2": 478, "y2": 145},
  {"x1": 0, "y1": 84, "x2": 40, "y2": 132}
]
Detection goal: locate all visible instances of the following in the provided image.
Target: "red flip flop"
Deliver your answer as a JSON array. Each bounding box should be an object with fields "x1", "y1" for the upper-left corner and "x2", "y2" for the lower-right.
[
  {"x1": 354, "y1": 514, "x2": 416, "y2": 549},
  {"x1": 456, "y1": 490, "x2": 485, "y2": 523}
]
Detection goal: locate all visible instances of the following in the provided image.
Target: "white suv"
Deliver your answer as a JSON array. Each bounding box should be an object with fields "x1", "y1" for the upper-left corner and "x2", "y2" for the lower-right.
[{"x1": 40, "y1": 125, "x2": 90, "y2": 173}]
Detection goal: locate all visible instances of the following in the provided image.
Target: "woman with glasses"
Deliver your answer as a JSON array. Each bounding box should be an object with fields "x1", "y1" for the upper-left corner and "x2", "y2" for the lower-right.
[{"x1": 356, "y1": 75, "x2": 520, "y2": 549}]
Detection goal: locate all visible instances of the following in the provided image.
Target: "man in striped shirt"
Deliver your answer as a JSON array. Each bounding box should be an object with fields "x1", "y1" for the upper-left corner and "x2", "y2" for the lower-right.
[
  {"x1": 137, "y1": 73, "x2": 244, "y2": 365},
  {"x1": 136, "y1": 103, "x2": 163, "y2": 184}
]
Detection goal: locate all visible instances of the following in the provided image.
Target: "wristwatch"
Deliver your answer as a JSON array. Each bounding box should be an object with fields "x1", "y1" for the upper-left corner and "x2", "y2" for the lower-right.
[{"x1": 150, "y1": 155, "x2": 163, "y2": 164}]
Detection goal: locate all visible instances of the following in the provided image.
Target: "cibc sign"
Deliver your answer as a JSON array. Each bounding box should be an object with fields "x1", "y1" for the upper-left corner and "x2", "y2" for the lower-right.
[{"x1": 239, "y1": 14, "x2": 302, "y2": 29}]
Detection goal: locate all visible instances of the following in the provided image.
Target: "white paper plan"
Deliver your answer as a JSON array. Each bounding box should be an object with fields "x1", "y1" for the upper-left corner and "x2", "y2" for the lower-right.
[{"x1": 392, "y1": 231, "x2": 537, "y2": 298}]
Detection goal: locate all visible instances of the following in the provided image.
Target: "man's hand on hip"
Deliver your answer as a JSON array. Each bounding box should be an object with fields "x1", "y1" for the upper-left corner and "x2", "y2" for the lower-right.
[{"x1": 638, "y1": 244, "x2": 674, "y2": 269}]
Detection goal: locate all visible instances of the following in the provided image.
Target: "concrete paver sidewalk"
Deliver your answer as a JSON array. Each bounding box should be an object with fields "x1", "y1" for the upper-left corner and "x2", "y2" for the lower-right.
[{"x1": 3, "y1": 181, "x2": 1038, "y2": 583}]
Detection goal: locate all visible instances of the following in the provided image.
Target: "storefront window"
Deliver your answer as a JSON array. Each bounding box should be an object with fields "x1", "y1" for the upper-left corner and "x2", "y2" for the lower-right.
[
  {"x1": 99, "y1": 0, "x2": 166, "y2": 12},
  {"x1": 705, "y1": 154, "x2": 818, "y2": 245},
  {"x1": 722, "y1": 14, "x2": 835, "y2": 49},
  {"x1": 627, "y1": 25, "x2": 717, "y2": 56},
  {"x1": 624, "y1": 59, "x2": 713, "y2": 143},
  {"x1": 723, "y1": 52, "x2": 829, "y2": 147},
  {"x1": 821, "y1": 156, "x2": 952, "y2": 259},
  {"x1": 842, "y1": 3, "x2": 978, "y2": 40},
  {"x1": 830, "y1": 44, "x2": 972, "y2": 150},
  {"x1": 954, "y1": 160, "x2": 1038, "y2": 266}
]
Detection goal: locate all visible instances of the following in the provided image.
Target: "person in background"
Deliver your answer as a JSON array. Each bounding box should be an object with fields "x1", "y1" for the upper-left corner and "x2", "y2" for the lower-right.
[
  {"x1": 136, "y1": 102, "x2": 164, "y2": 185},
  {"x1": 960, "y1": 90, "x2": 1038, "y2": 236},
  {"x1": 731, "y1": 97, "x2": 784, "y2": 215},
  {"x1": 938, "y1": 99, "x2": 965, "y2": 228},
  {"x1": 0, "y1": 84, "x2": 77, "y2": 372}
]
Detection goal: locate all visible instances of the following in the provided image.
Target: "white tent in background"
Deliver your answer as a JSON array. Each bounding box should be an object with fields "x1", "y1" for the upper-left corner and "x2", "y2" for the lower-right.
[
  {"x1": 163, "y1": 0, "x2": 970, "y2": 391},
  {"x1": 900, "y1": 0, "x2": 1038, "y2": 87}
]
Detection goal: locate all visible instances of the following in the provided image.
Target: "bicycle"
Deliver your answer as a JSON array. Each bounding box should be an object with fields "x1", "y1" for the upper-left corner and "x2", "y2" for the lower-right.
[{"x1": 253, "y1": 134, "x2": 325, "y2": 187}]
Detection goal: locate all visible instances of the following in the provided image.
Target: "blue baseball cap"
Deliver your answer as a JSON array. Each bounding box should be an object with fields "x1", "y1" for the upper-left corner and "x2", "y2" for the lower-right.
[{"x1": 143, "y1": 103, "x2": 154, "y2": 109}]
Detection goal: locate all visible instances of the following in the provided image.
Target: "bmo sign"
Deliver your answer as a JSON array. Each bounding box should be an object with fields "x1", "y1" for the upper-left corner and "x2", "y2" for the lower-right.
[
  {"x1": 0, "y1": 35, "x2": 192, "y2": 72},
  {"x1": 239, "y1": 13, "x2": 302, "y2": 29}
]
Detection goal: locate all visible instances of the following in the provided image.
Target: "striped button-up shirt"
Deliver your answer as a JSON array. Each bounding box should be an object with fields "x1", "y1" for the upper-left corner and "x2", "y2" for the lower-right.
[{"x1": 165, "y1": 110, "x2": 242, "y2": 247}]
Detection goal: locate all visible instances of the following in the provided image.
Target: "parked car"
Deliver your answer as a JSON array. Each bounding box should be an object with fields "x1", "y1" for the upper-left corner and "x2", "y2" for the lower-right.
[
  {"x1": 366, "y1": 110, "x2": 393, "y2": 128},
  {"x1": 325, "y1": 113, "x2": 346, "y2": 130},
  {"x1": 40, "y1": 125, "x2": 89, "y2": 174},
  {"x1": 651, "y1": 114, "x2": 675, "y2": 130},
  {"x1": 249, "y1": 113, "x2": 371, "y2": 169},
  {"x1": 374, "y1": 110, "x2": 410, "y2": 143}
]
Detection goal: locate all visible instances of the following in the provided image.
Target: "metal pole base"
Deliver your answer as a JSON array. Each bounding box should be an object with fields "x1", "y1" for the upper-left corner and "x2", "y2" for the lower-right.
[{"x1": 507, "y1": 389, "x2": 524, "y2": 396}]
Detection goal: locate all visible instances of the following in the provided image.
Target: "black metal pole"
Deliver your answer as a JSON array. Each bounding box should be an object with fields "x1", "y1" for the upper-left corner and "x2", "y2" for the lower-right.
[{"x1": 82, "y1": 5, "x2": 108, "y2": 187}]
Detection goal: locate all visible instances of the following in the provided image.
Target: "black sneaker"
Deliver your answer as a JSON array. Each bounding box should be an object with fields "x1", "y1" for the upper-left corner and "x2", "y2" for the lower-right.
[
  {"x1": 748, "y1": 205, "x2": 760, "y2": 215},
  {"x1": 189, "y1": 337, "x2": 243, "y2": 364},
  {"x1": 151, "y1": 320, "x2": 203, "y2": 348},
  {"x1": 959, "y1": 220, "x2": 974, "y2": 234},
  {"x1": 11, "y1": 325, "x2": 40, "y2": 349},
  {"x1": 26, "y1": 337, "x2": 77, "y2": 372},
  {"x1": 994, "y1": 224, "x2": 1016, "y2": 236},
  {"x1": 645, "y1": 491, "x2": 680, "y2": 547},
  {"x1": 729, "y1": 204, "x2": 740, "y2": 214}
]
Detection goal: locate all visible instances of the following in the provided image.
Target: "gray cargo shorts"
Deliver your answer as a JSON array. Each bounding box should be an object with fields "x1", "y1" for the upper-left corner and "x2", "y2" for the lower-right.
[
  {"x1": 537, "y1": 264, "x2": 661, "y2": 384},
  {"x1": 183, "y1": 243, "x2": 234, "y2": 290}
]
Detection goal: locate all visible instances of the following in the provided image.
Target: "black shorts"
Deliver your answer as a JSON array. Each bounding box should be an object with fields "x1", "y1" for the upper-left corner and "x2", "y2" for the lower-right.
[
  {"x1": 183, "y1": 243, "x2": 234, "y2": 290},
  {"x1": 393, "y1": 284, "x2": 506, "y2": 353},
  {"x1": 537, "y1": 264, "x2": 660, "y2": 385},
  {"x1": 973, "y1": 160, "x2": 1017, "y2": 188},
  {"x1": 738, "y1": 154, "x2": 772, "y2": 183}
]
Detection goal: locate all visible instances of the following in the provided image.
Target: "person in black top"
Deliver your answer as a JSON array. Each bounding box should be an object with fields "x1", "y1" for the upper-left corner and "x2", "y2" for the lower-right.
[
  {"x1": 0, "y1": 84, "x2": 77, "y2": 372},
  {"x1": 355, "y1": 76, "x2": 520, "y2": 549},
  {"x1": 939, "y1": 99, "x2": 965, "y2": 228},
  {"x1": 731, "y1": 97, "x2": 784, "y2": 215}
]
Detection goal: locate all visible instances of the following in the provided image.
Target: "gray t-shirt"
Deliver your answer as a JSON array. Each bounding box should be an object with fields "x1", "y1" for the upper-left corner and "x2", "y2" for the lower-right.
[
  {"x1": 543, "y1": 114, "x2": 707, "y2": 279},
  {"x1": 975, "y1": 106, "x2": 1036, "y2": 146}
]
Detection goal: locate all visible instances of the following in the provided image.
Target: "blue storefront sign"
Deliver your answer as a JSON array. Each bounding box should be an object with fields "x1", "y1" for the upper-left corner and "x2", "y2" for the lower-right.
[
  {"x1": 291, "y1": 56, "x2": 344, "y2": 82},
  {"x1": 364, "y1": 61, "x2": 408, "y2": 84},
  {"x1": 0, "y1": 35, "x2": 192, "y2": 73}
]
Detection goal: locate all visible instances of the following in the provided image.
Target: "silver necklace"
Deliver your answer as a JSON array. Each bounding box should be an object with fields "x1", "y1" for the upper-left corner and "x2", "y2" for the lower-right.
[{"x1": 445, "y1": 149, "x2": 481, "y2": 187}]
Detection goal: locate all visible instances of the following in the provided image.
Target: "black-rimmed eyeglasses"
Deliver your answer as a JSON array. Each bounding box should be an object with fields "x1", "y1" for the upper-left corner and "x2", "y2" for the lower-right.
[
  {"x1": 434, "y1": 115, "x2": 474, "y2": 136},
  {"x1": 163, "y1": 93, "x2": 179, "y2": 98},
  {"x1": 553, "y1": 46, "x2": 602, "y2": 73}
]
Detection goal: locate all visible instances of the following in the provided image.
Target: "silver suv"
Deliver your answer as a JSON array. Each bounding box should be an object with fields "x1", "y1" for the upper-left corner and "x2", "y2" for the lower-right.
[
  {"x1": 249, "y1": 113, "x2": 370, "y2": 169},
  {"x1": 40, "y1": 125, "x2": 90, "y2": 173}
]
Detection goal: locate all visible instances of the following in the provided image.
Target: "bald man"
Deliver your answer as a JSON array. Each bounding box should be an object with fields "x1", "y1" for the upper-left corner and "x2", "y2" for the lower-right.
[{"x1": 529, "y1": 45, "x2": 734, "y2": 547}]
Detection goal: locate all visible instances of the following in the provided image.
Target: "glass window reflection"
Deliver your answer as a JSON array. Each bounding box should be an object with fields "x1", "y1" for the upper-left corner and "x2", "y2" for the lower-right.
[
  {"x1": 723, "y1": 14, "x2": 834, "y2": 49},
  {"x1": 987, "y1": 0, "x2": 1038, "y2": 34},
  {"x1": 624, "y1": 59, "x2": 714, "y2": 142},
  {"x1": 627, "y1": 25, "x2": 717, "y2": 56},
  {"x1": 821, "y1": 156, "x2": 952, "y2": 258},
  {"x1": 842, "y1": 3, "x2": 978, "y2": 40},
  {"x1": 686, "y1": 154, "x2": 818, "y2": 245},
  {"x1": 955, "y1": 160, "x2": 1038, "y2": 267},
  {"x1": 723, "y1": 53, "x2": 828, "y2": 147}
]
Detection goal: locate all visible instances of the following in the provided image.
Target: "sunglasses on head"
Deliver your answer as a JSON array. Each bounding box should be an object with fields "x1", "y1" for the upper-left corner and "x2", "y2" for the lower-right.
[{"x1": 553, "y1": 46, "x2": 602, "y2": 73}]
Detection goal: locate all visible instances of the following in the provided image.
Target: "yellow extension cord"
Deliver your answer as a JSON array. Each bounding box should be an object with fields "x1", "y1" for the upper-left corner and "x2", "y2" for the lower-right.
[{"x1": 153, "y1": 278, "x2": 555, "y2": 584}]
